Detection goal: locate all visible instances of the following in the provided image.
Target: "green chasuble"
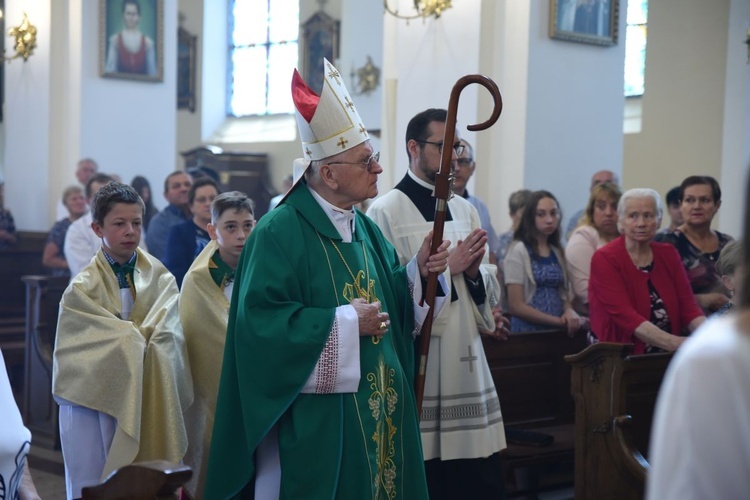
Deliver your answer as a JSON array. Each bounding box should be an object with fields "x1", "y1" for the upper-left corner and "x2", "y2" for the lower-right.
[{"x1": 204, "y1": 180, "x2": 428, "y2": 500}]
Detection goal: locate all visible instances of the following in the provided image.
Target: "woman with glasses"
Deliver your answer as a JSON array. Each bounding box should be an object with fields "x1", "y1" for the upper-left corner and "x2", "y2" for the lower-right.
[
  {"x1": 655, "y1": 176, "x2": 734, "y2": 313},
  {"x1": 589, "y1": 188, "x2": 705, "y2": 353}
]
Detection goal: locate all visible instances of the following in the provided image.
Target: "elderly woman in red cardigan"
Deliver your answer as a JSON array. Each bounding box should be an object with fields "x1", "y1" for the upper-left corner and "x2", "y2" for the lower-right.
[{"x1": 589, "y1": 188, "x2": 705, "y2": 353}]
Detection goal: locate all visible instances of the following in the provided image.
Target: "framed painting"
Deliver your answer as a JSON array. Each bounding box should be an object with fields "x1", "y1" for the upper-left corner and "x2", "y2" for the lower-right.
[
  {"x1": 100, "y1": 0, "x2": 164, "y2": 81},
  {"x1": 177, "y1": 26, "x2": 197, "y2": 112},
  {"x1": 550, "y1": 0, "x2": 619, "y2": 46},
  {"x1": 302, "y1": 10, "x2": 340, "y2": 95}
]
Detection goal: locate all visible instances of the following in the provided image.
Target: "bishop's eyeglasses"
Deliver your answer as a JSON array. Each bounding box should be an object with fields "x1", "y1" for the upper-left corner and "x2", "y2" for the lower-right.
[
  {"x1": 415, "y1": 140, "x2": 465, "y2": 156},
  {"x1": 327, "y1": 151, "x2": 381, "y2": 172}
]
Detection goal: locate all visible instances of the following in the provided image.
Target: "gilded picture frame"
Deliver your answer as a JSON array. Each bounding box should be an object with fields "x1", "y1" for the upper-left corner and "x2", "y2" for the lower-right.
[
  {"x1": 100, "y1": 0, "x2": 164, "y2": 82},
  {"x1": 177, "y1": 26, "x2": 197, "y2": 112},
  {"x1": 302, "y1": 10, "x2": 340, "y2": 95},
  {"x1": 550, "y1": 0, "x2": 619, "y2": 47}
]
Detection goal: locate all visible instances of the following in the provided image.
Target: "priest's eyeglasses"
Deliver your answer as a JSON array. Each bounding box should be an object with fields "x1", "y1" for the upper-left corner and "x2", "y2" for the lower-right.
[
  {"x1": 327, "y1": 151, "x2": 380, "y2": 172},
  {"x1": 415, "y1": 140, "x2": 465, "y2": 156}
]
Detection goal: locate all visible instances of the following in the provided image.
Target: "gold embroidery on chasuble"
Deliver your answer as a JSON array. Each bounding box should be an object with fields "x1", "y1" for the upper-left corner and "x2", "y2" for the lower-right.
[{"x1": 368, "y1": 354, "x2": 399, "y2": 500}]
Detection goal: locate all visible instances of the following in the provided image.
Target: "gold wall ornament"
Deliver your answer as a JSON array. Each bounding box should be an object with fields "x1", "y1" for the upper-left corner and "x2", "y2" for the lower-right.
[
  {"x1": 2, "y1": 12, "x2": 37, "y2": 62},
  {"x1": 350, "y1": 56, "x2": 381, "y2": 96},
  {"x1": 746, "y1": 24, "x2": 750, "y2": 64},
  {"x1": 384, "y1": 0, "x2": 452, "y2": 22}
]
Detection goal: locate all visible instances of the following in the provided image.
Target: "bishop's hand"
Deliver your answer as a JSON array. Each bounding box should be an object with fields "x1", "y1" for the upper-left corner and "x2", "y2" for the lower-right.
[{"x1": 351, "y1": 298, "x2": 390, "y2": 336}]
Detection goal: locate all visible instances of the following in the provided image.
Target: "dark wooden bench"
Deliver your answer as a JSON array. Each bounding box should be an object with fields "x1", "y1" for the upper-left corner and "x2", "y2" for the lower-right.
[
  {"x1": 565, "y1": 342, "x2": 673, "y2": 500},
  {"x1": 0, "y1": 231, "x2": 47, "y2": 401},
  {"x1": 81, "y1": 461, "x2": 192, "y2": 499},
  {"x1": 22, "y1": 275, "x2": 69, "y2": 450},
  {"x1": 482, "y1": 329, "x2": 588, "y2": 495}
]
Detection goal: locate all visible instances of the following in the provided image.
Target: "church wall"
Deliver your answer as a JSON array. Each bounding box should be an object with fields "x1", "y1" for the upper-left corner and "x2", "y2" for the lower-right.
[
  {"x1": 381, "y1": 0, "x2": 483, "y2": 189},
  {"x1": 175, "y1": 0, "x2": 203, "y2": 168},
  {"x1": 475, "y1": 0, "x2": 627, "y2": 232},
  {"x1": 718, "y1": 0, "x2": 750, "y2": 238},
  {"x1": 622, "y1": 0, "x2": 732, "y2": 231},
  {"x1": 77, "y1": 0, "x2": 179, "y2": 212},
  {"x1": 4, "y1": 1, "x2": 53, "y2": 230}
]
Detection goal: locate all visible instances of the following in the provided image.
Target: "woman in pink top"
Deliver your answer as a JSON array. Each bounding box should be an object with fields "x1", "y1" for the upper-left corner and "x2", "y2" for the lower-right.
[
  {"x1": 565, "y1": 182, "x2": 621, "y2": 315},
  {"x1": 589, "y1": 188, "x2": 705, "y2": 353}
]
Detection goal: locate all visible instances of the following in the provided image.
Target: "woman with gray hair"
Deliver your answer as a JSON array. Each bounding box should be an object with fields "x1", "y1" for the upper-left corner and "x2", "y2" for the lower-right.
[{"x1": 588, "y1": 188, "x2": 705, "y2": 353}]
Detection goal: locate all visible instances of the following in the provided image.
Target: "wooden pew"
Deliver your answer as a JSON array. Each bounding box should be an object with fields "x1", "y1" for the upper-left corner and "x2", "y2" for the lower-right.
[
  {"x1": 482, "y1": 329, "x2": 588, "y2": 495},
  {"x1": 81, "y1": 461, "x2": 192, "y2": 499},
  {"x1": 23, "y1": 275, "x2": 69, "y2": 449},
  {"x1": 565, "y1": 342, "x2": 673, "y2": 500},
  {"x1": 0, "y1": 231, "x2": 48, "y2": 400}
]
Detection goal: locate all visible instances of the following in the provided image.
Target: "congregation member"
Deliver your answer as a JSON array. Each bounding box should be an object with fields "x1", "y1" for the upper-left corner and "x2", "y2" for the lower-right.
[
  {"x1": 504, "y1": 190, "x2": 582, "y2": 334},
  {"x1": 146, "y1": 171, "x2": 192, "y2": 261},
  {"x1": 42, "y1": 186, "x2": 88, "y2": 278},
  {"x1": 565, "y1": 182, "x2": 622, "y2": 315},
  {"x1": 64, "y1": 173, "x2": 115, "y2": 279},
  {"x1": 163, "y1": 178, "x2": 220, "y2": 287},
  {"x1": 565, "y1": 169, "x2": 618, "y2": 239},
  {"x1": 368, "y1": 108, "x2": 508, "y2": 500},
  {"x1": 266, "y1": 173, "x2": 293, "y2": 212},
  {"x1": 713, "y1": 241, "x2": 742, "y2": 316},
  {"x1": 647, "y1": 173, "x2": 750, "y2": 500},
  {"x1": 656, "y1": 186, "x2": 683, "y2": 235},
  {"x1": 452, "y1": 138, "x2": 501, "y2": 264},
  {"x1": 589, "y1": 188, "x2": 705, "y2": 353},
  {"x1": 0, "y1": 177, "x2": 17, "y2": 249},
  {"x1": 52, "y1": 182, "x2": 192, "y2": 499},
  {"x1": 181, "y1": 191, "x2": 255, "y2": 497},
  {"x1": 130, "y1": 175, "x2": 158, "y2": 231},
  {"x1": 56, "y1": 158, "x2": 98, "y2": 220},
  {"x1": 205, "y1": 59, "x2": 450, "y2": 500},
  {"x1": 655, "y1": 175, "x2": 734, "y2": 313},
  {"x1": 497, "y1": 189, "x2": 532, "y2": 267}
]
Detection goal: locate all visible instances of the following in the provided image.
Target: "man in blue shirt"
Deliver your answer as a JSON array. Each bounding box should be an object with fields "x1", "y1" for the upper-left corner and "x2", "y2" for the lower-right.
[{"x1": 146, "y1": 171, "x2": 192, "y2": 261}]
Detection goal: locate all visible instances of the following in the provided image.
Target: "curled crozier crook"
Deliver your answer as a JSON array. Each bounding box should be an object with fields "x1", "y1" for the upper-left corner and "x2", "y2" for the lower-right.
[{"x1": 415, "y1": 74, "x2": 503, "y2": 415}]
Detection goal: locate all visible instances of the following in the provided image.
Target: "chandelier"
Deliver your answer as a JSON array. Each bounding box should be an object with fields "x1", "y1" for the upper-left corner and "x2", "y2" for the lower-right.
[{"x1": 384, "y1": 0, "x2": 453, "y2": 21}]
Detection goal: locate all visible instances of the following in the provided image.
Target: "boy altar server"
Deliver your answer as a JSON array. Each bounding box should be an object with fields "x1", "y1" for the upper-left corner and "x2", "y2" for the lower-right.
[
  {"x1": 181, "y1": 191, "x2": 255, "y2": 498},
  {"x1": 52, "y1": 182, "x2": 193, "y2": 499}
]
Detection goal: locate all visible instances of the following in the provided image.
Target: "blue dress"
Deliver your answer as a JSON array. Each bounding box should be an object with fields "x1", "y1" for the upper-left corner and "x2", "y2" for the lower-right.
[{"x1": 511, "y1": 249, "x2": 565, "y2": 332}]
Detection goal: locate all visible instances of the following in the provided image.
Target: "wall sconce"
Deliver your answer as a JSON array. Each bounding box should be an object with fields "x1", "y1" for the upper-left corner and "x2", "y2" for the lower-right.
[
  {"x1": 1, "y1": 11, "x2": 37, "y2": 62},
  {"x1": 384, "y1": 0, "x2": 453, "y2": 22},
  {"x1": 350, "y1": 56, "x2": 381, "y2": 96}
]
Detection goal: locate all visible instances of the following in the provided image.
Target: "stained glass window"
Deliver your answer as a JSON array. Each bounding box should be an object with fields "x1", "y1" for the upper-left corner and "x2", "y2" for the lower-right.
[
  {"x1": 624, "y1": 0, "x2": 648, "y2": 97},
  {"x1": 229, "y1": 0, "x2": 299, "y2": 116}
]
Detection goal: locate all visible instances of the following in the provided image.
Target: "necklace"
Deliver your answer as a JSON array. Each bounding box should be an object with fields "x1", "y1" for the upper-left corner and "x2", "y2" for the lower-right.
[{"x1": 316, "y1": 231, "x2": 382, "y2": 344}]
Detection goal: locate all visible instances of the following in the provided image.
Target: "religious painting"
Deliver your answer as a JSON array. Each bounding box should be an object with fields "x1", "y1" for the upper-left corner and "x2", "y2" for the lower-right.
[
  {"x1": 550, "y1": 0, "x2": 619, "y2": 46},
  {"x1": 177, "y1": 26, "x2": 197, "y2": 112},
  {"x1": 100, "y1": 0, "x2": 164, "y2": 82},
  {"x1": 302, "y1": 10, "x2": 340, "y2": 95}
]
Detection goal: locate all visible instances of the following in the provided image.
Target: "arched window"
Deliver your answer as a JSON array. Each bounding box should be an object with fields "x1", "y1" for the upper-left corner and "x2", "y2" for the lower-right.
[
  {"x1": 624, "y1": 0, "x2": 648, "y2": 97},
  {"x1": 228, "y1": 0, "x2": 299, "y2": 116}
]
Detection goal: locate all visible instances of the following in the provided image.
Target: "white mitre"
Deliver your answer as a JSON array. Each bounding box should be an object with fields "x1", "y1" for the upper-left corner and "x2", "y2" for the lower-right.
[{"x1": 291, "y1": 58, "x2": 369, "y2": 183}]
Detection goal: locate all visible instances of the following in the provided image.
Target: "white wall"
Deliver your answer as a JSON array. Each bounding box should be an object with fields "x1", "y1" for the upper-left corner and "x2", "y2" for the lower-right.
[
  {"x1": 719, "y1": 0, "x2": 750, "y2": 238},
  {"x1": 4, "y1": 0, "x2": 53, "y2": 230},
  {"x1": 381, "y1": 0, "x2": 483, "y2": 189}
]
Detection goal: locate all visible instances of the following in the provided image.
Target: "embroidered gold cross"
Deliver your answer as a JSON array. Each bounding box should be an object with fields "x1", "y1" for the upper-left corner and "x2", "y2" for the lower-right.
[
  {"x1": 305, "y1": 147, "x2": 313, "y2": 157},
  {"x1": 358, "y1": 123, "x2": 366, "y2": 135},
  {"x1": 344, "y1": 96, "x2": 355, "y2": 111},
  {"x1": 337, "y1": 137, "x2": 349, "y2": 150},
  {"x1": 327, "y1": 64, "x2": 341, "y2": 85}
]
